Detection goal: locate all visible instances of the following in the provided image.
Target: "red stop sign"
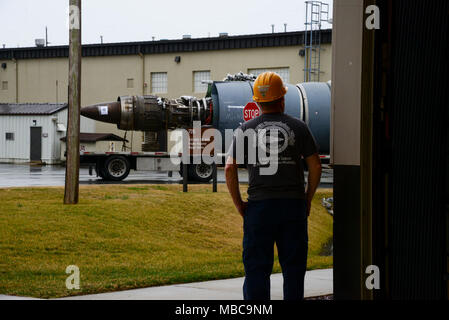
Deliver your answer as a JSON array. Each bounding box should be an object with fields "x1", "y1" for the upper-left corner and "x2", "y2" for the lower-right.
[{"x1": 243, "y1": 102, "x2": 261, "y2": 122}]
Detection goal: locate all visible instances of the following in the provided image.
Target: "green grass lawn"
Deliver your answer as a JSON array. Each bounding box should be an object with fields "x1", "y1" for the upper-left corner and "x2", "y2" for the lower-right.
[{"x1": 0, "y1": 184, "x2": 333, "y2": 298}]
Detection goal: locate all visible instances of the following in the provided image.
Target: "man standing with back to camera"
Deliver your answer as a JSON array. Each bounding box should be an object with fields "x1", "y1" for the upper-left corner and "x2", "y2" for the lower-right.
[{"x1": 225, "y1": 72, "x2": 322, "y2": 300}]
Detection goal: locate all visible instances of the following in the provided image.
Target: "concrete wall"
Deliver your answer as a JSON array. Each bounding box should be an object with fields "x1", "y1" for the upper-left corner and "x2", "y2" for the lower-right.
[
  {"x1": 0, "y1": 60, "x2": 18, "y2": 102},
  {"x1": 0, "y1": 44, "x2": 332, "y2": 151},
  {"x1": 17, "y1": 58, "x2": 69, "y2": 104},
  {"x1": 142, "y1": 45, "x2": 332, "y2": 98}
]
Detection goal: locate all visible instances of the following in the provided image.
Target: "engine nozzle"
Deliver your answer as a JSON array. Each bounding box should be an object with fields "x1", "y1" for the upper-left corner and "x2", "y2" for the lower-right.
[{"x1": 81, "y1": 95, "x2": 212, "y2": 132}]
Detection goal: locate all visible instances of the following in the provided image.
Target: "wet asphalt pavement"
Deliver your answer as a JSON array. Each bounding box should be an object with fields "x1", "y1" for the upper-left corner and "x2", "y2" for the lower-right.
[{"x1": 0, "y1": 163, "x2": 333, "y2": 188}]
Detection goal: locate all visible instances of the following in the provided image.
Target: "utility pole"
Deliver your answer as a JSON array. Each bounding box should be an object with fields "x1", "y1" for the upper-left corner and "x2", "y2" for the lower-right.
[
  {"x1": 100, "y1": 35, "x2": 103, "y2": 44},
  {"x1": 64, "y1": 0, "x2": 81, "y2": 204},
  {"x1": 271, "y1": 24, "x2": 275, "y2": 33}
]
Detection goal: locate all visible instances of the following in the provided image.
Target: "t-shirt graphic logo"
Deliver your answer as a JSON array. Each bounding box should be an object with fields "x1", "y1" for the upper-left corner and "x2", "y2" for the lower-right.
[
  {"x1": 260, "y1": 129, "x2": 286, "y2": 155},
  {"x1": 256, "y1": 121, "x2": 295, "y2": 155}
]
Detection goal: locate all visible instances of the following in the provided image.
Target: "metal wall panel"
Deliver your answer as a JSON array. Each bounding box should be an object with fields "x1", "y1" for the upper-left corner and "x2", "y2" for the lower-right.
[
  {"x1": 387, "y1": 0, "x2": 448, "y2": 299},
  {"x1": 0, "y1": 115, "x2": 51, "y2": 162}
]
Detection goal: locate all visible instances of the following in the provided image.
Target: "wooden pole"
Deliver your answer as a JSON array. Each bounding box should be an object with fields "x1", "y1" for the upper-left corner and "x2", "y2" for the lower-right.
[
  {"x1": 182, "y1": 163, "x2": 188, "y2": 192},
  {"x1": 64, "y1": 0, "x2": 81, "y2": 204},
  {"x1": 212, "y1": 162, "x2": 217, "y2": 192}
]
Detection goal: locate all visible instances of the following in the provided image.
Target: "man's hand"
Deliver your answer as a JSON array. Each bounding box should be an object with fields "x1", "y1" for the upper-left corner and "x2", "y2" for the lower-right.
[
  {"x1": 306, "y1": 200, "x2": 312, "y2": 217},
  {"x1": 236, "y1": 201, "x2": 248, "y2": 217},
  {"x1": 225, "y1": 156, "x2": 247, "y2": 218},
  {"x1": 305, "y1": 153, "x2": 322, "y2": 217}
]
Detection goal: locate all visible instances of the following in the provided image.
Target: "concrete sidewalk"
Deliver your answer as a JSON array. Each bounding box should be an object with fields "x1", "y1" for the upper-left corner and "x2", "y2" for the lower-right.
[
  {"x1": 59, "y1": 268, "x2": 332, "y2": 300},
  {"x1": 0, "y1": 269, "x2": 332, "y2": 300},
  {"x1": 0, "y1": 295, "x2": 40, "y2": 300}
]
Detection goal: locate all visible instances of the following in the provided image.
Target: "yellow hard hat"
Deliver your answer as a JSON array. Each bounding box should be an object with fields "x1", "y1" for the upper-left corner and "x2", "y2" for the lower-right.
[{"x1": 252, "y1": 72, "x2": 288, "y2": 102}]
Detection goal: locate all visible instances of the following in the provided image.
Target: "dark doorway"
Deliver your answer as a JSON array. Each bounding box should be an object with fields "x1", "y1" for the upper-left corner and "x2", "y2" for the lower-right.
[{"x1": 30, "y1": 127, "x2": 42, "y2": 161}]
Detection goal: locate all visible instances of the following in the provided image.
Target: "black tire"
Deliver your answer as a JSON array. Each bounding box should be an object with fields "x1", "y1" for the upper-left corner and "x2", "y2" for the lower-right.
[
  {"x1": 103, "y1": 156, "x2": 130, "y2": 181},
  {"x1": 188, "y1": 163, "x2": 214, "y2": 183}
]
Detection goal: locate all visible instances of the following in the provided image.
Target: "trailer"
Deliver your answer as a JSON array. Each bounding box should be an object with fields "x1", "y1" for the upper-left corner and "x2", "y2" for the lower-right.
[
  {"x1": 80, "y1": 150, "x2": 218, "y2": 182},
  {"x1": 80, "y1": 150, "x2": 330, "y2": 182}
]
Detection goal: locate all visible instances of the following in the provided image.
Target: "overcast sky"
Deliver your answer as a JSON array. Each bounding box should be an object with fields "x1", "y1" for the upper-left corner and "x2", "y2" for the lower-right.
[{"x1": 0, "y1": 0, "x2": 333, "y2": 48}]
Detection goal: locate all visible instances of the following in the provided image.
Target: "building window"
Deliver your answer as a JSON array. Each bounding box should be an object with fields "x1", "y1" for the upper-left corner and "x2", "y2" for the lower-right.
[
  {"x1": 248, "y1": 67, "x2": 290, "y2": 83},
  {"x1": 193, "y1": 71, "x2": 211, "y2": 93},
  {"x1": 1, "y1": 81, "x2": 7, "y2": 90},
  {"x1": 150, "y1": 72, "x2": 167, "y2": 93},
  {"x1": 126, "y1": 78, "x2": 134, "y2": 89},
  {"x1": 5, "y1": 132, "x2": 14, "y2": 141}
]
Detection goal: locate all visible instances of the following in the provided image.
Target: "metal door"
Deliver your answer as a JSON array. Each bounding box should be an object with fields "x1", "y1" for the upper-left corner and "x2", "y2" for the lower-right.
[{"x1": 30, "y1": 127, "x2": 42, "y2": 161}]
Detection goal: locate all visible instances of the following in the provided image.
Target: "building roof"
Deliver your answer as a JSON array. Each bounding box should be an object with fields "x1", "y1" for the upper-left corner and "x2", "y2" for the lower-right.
[
  {"x1": 0, "y1": 103, "x2": 67, "y2": 115},
  {"x1": 60, "y1": 133, "x2": 128, "y2": 143},
  {"x1": 0, "y1": 30, "x2": 332, "y2": 60}
]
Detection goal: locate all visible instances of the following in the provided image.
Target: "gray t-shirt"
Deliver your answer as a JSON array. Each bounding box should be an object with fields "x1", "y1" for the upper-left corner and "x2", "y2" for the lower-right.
[{"x1": 228, "y1": 112, "x2": 318, "y2": 201}]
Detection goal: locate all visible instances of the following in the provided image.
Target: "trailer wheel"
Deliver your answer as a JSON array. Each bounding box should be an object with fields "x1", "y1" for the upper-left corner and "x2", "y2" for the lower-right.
[
  {"x1": 188, "y1": 163, "x2": 214, "y2": 183},
  {"x1": 103, "y1": 156, "x2": 130, "y2": 181}
]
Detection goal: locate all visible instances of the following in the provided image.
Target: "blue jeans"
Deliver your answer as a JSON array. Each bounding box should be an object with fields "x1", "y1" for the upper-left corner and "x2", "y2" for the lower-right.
[{"x1": 242, "y1": 198, "x2": 308, "y2": 300}]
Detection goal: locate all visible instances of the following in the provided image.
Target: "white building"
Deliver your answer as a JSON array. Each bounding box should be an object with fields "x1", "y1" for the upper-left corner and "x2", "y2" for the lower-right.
[{"x1": 0, "y1": 103, "x2": 94, "y2": 164}]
